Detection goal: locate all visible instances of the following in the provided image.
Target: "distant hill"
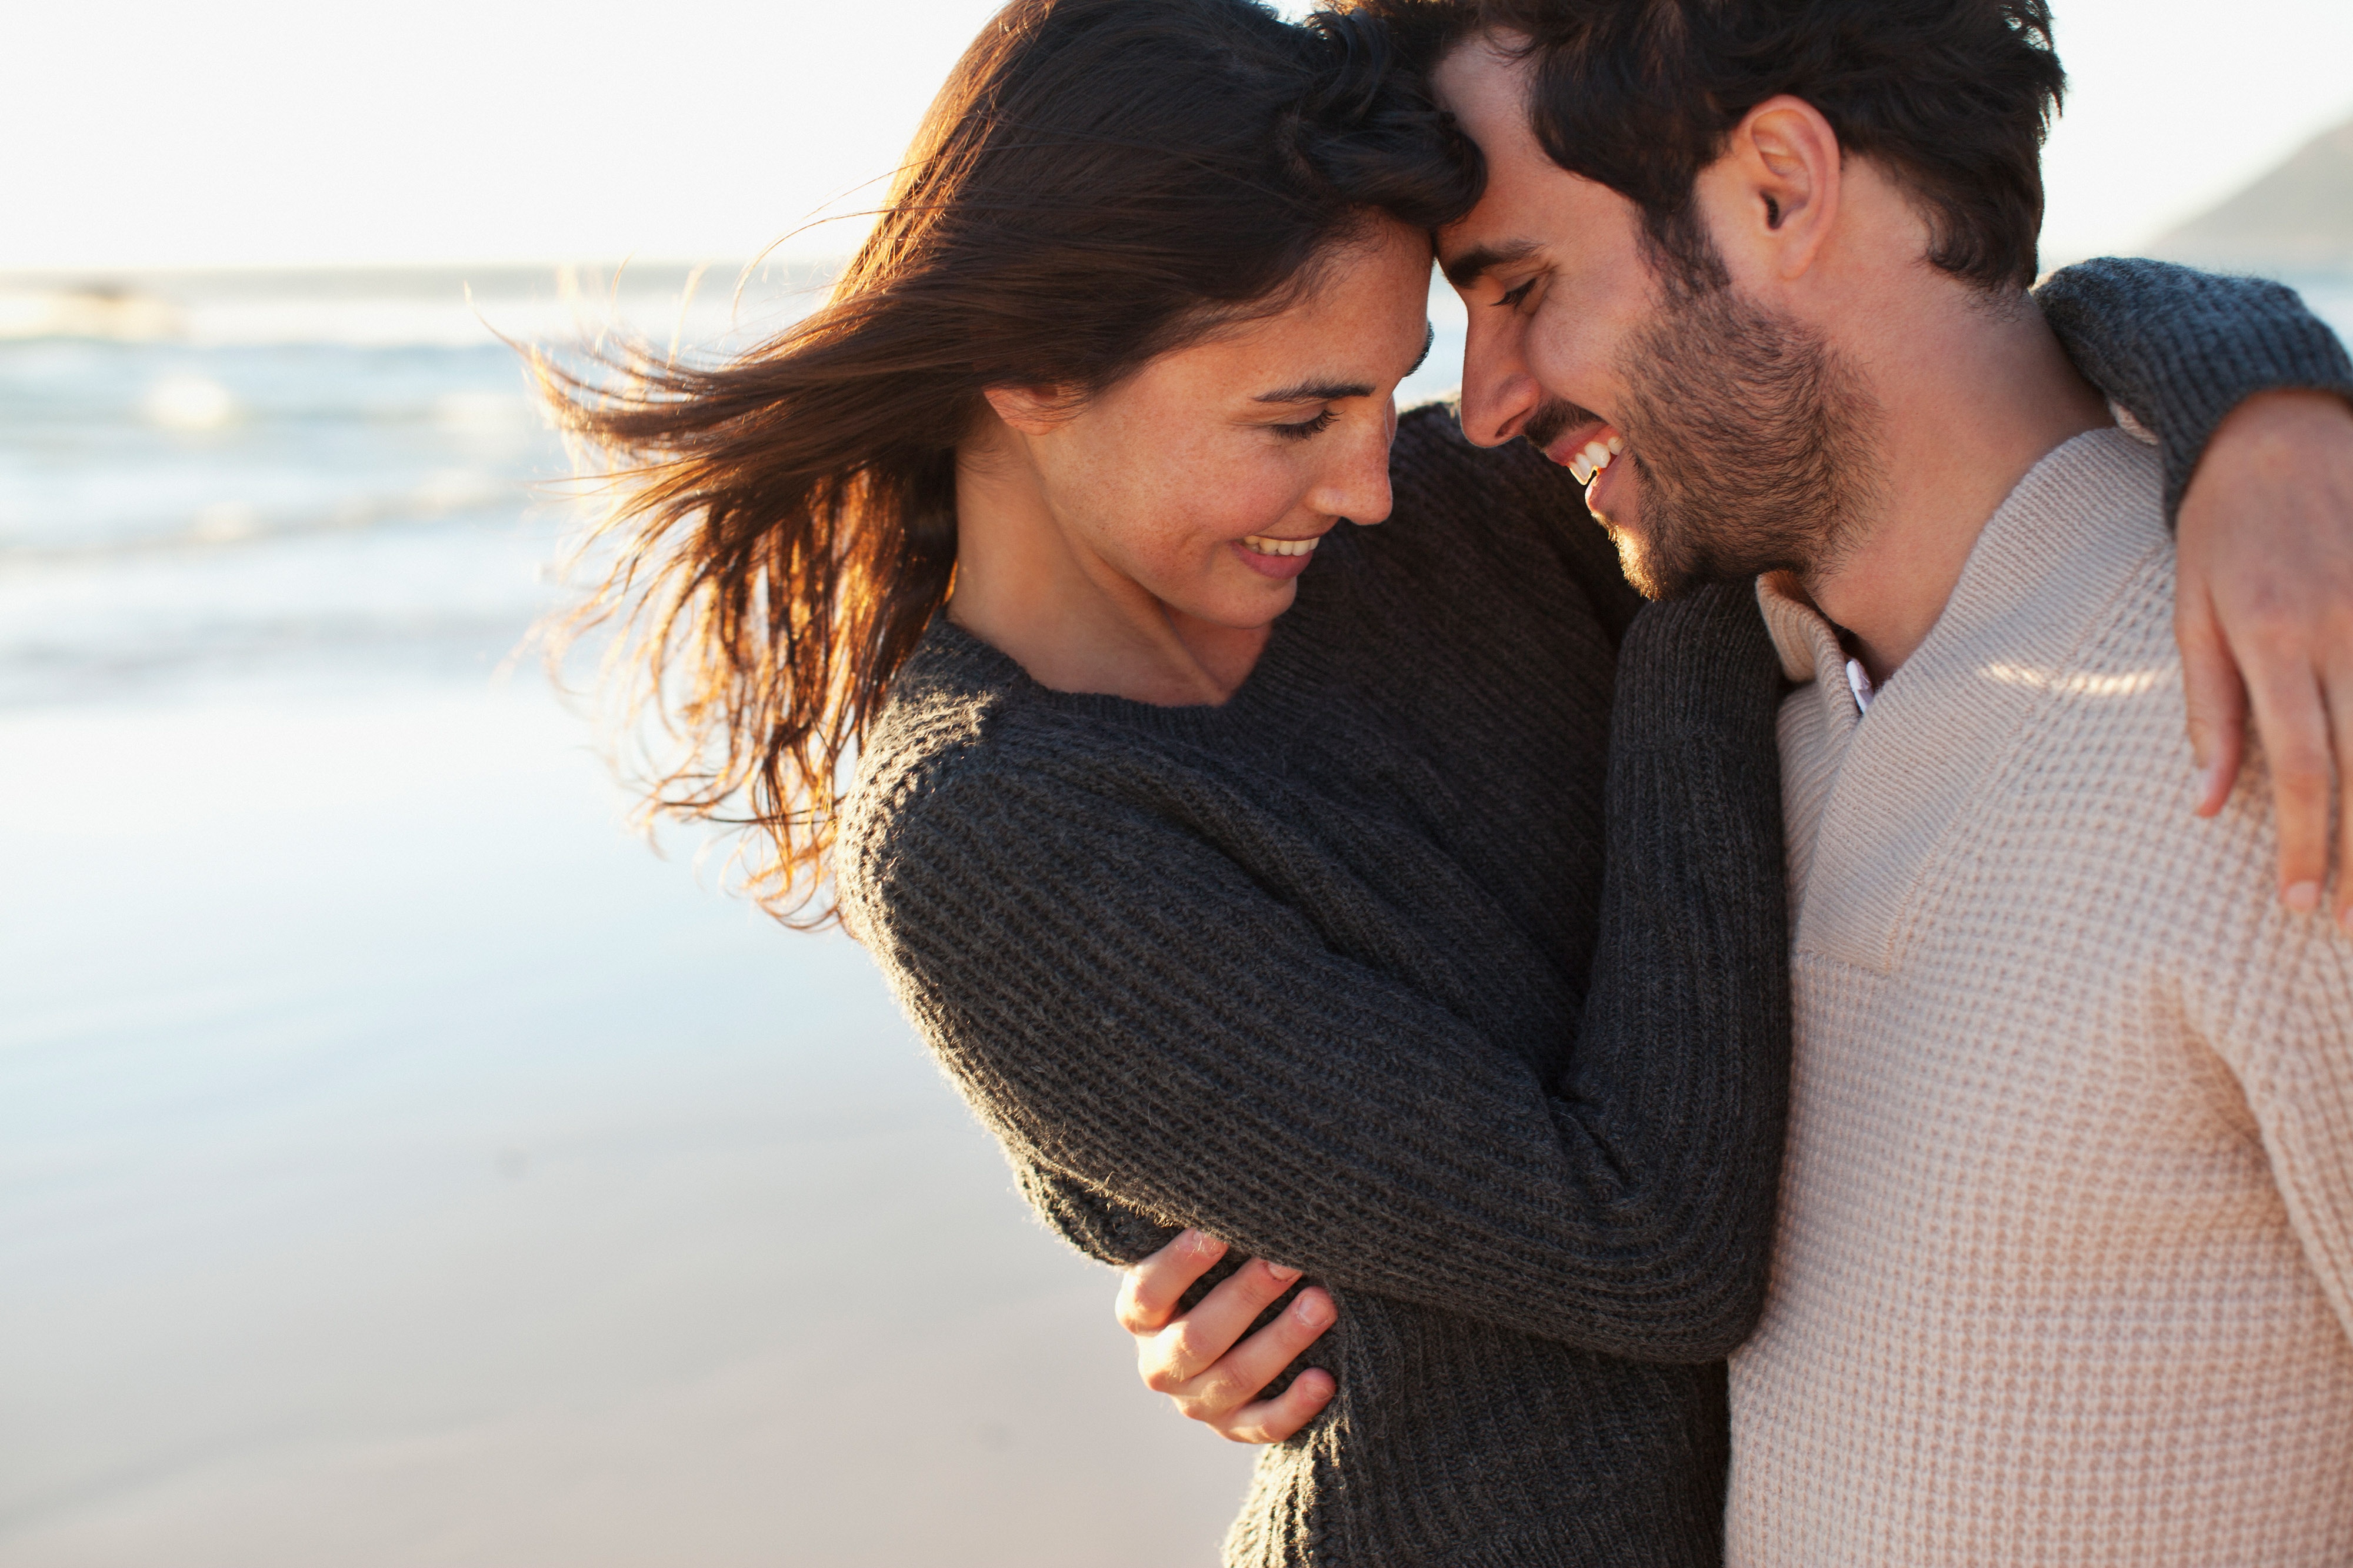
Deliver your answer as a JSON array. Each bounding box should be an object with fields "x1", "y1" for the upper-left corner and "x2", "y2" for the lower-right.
[{"x1": 2151, "y1": 115, "x2": 2353, "y2": 274}]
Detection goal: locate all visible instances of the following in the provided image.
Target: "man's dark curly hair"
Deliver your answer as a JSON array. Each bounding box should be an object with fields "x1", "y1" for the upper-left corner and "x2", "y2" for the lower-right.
[{"x1": 1364, "y1": 0, "x2": 2068, "y2": 293}]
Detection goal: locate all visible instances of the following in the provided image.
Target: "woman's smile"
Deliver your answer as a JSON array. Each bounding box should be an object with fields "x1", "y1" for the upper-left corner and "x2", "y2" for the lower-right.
[{"x1": 1238, "y1": 531, "x2": 1325, "y2": 578}]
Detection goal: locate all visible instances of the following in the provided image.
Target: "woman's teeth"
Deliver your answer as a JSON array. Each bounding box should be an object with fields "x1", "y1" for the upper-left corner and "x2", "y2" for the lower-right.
[
  {"x1": 1243, "y1": 535, "x2": 1321, "y2": 558},
  {"x1": 1569, "y1": 435, "x2": 1625, "y2": 486}
]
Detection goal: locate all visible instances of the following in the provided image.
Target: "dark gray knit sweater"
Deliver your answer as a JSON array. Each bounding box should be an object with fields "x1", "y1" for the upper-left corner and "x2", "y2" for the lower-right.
[{"x1": 835, "y1": 259, "x2": 2353, "y2": 1568}]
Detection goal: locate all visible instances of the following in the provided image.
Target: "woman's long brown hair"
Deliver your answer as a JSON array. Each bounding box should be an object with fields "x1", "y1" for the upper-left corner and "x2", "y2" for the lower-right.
[{"x1": 541, "y1": 0, "x2": 1478, "y2": 922}]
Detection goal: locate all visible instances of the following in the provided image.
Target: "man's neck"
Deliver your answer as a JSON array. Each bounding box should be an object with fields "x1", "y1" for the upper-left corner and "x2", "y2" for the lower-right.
[{"x1": 1802, "y1": 289, "x2": 2111, "y2": 683}]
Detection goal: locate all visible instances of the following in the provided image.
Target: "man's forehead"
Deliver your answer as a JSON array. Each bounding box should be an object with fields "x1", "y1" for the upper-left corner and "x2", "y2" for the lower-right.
[
  {"x1": 1432, "y1": 36, "x2": 1567, "y2": 259},
  {"x1": 1431, "y1": 27, "x2": 1528, "y2": 108}
]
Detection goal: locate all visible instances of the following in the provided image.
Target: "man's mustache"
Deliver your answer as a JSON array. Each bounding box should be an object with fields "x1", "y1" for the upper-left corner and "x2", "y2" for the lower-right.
[{"x1": 1522, "y1": 398, "x2": 1607, "y2": 451}]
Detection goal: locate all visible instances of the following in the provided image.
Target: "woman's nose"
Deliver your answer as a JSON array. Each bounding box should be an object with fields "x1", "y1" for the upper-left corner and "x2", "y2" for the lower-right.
[{"x1": 1313, "y1": 415, "x2": 1395, "y2": 526}]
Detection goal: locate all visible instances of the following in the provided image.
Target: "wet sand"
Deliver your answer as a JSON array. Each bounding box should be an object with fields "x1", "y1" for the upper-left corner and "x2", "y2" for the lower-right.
[{"x1": 0, "y1": 676, "x2": 1254, "y2": 1566}]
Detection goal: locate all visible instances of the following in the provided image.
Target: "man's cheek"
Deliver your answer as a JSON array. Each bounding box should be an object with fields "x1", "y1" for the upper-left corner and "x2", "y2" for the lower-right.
[{"x1": 1526, "y1": 314, "x2": 1615, "y2": 413}]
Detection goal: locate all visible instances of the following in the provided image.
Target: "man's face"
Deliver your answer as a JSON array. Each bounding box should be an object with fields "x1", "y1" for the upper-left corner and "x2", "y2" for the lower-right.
[{"x1": 1431, "y1": 38, "x2": 1875, "y2": 598}]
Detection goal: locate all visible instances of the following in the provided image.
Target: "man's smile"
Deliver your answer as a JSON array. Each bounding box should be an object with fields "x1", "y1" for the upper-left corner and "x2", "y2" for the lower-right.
[
  {"x1": 1530, "y1": 411, "x2": 1628, "y2": 505},
  {"x1": 1562, "y1": 429, "x2": 1624, "y2": 487}
]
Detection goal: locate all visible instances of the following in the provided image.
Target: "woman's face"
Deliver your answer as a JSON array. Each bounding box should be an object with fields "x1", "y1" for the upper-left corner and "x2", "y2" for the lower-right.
[{"x1": 1002, "y1": 219, "x2": 1438, "y2": 631}]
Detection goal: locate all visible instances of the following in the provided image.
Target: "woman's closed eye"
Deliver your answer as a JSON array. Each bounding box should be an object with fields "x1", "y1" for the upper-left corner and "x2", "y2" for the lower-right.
[{"x1": 1272, "y1": 409, "x2": 1339, "y2": 441}]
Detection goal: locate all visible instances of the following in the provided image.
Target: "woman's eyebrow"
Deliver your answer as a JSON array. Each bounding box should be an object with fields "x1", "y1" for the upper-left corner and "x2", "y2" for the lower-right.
[
  {"x1": 1253, "y1": 379, "x2": 1375, "y2": 404},
  {"x1": 1409, "y1": 322, "x2": 1435, "y2": 375}
]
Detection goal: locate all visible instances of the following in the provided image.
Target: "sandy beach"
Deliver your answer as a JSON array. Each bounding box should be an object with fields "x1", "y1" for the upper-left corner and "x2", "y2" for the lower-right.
[{"x1": 0, "y1": 674, "x2": 1257, "y2": 1566}]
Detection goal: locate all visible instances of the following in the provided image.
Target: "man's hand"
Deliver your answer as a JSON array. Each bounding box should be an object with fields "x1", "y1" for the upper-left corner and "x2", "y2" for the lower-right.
[
  {"x1": 2176, "y1": 388, "x2": 2353, "y2": 932},
  {"x1": 1115, "y1": 1230, "x2": 1336, "y2": 1444}
]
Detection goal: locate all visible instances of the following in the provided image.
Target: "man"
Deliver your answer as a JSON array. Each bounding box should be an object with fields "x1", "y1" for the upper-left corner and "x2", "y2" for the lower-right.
[
  {"x1": 1430, "y1": 0, "x2": 2353, "y2": 1560},
  {"x1": 1126, "y1": 1, "x2": 2353, "y2": 1562}
]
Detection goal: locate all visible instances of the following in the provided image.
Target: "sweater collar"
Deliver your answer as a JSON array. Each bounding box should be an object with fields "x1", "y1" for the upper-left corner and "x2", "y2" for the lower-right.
[
  {"x1": 1758, "y1": 569, "x2": 1864, "y2": 751},
  {"x1": 1761, "y1": 426, "x2": 2168, "y2": 974}
]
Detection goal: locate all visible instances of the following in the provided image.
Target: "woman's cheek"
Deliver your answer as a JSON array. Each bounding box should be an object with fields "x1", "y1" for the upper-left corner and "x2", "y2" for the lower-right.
[
  {"x1": 1124, "y1": 441, "x2": 1309, "y2": 606},
  {"x1": 1102, "y1": 496, "x2": 1224, "y2": 597},
  {"x1": 1215, "y1": 453, "x2": 1312, "y2": 541}
]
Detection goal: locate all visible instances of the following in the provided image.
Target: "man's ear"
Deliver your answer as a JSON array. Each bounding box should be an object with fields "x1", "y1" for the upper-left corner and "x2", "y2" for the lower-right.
[
  {"x1": 982, "y1": 383, "x2": 1076, "y2": 436},
  {"x1": 1699, "y1": 94, "x2": 1842, "y2": 283}
]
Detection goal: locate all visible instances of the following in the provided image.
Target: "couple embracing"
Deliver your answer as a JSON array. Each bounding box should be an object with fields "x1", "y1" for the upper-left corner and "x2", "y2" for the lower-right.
[{"x1": 558, "y1": 0, "x2": 2353, "y2": 1562}]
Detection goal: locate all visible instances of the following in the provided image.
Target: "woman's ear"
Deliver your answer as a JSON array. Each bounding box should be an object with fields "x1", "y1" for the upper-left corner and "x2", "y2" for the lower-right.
[
  {"x1": 1699, "y1": 94, "x2": 1842, "y2": 283},
  {"x1": 982, "y1": 383, "x2": 1076, "y2": 436}
]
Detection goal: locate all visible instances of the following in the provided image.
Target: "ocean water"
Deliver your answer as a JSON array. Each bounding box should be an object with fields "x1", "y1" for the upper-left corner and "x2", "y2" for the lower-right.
[{"x1": 0, "y1": 264, "x2": 824, "y2": 707}]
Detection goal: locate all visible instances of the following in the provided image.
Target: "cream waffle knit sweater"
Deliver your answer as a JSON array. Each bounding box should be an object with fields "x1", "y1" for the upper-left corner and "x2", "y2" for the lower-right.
[{"x1": 1727, "y1": 428, "x2": 2353, "y2": 1566}]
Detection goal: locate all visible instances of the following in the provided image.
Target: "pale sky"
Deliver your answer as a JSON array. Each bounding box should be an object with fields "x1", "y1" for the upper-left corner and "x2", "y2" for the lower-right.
[{"x1": 10, "y1": 0, "x2": 2350, "y2": 271}]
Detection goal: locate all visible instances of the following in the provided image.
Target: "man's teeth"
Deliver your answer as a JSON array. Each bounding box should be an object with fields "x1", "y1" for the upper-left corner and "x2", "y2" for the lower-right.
[
  {"x1": 1243, "y1": 535, "x2": 1320, "y2": 558},
  {"x1": 1568, "y1": 436, "x2": 1625, "y2": 487}
]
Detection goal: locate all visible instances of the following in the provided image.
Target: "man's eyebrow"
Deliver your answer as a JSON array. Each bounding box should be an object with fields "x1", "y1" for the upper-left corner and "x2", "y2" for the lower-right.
[
  {"x1": 1441, "y1": 239, "x2": 1540, "y2": 291},
  {"x1": 1253, "y1": 379, "x2": 1376, "y2": 405}
]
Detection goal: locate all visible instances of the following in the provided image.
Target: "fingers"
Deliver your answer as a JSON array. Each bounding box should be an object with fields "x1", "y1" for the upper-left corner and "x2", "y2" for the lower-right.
[
  {"x1": 1138, "y1": 1256, "x2": 1306, "y2": 1393},
  {"x1": 2175, "y1": 583, "x2": 2246, "y2": 817},
  {"x1": 2240, "y1": 654, "x2": 2334, "y2": 914},
  {"x1": 1168, "y1": 1286, "x2": 1337, "y2": 1426},
  {"x1": 2173, "y1": 387, "x2": 2353, "y2": 902},
  {"x1": 1115, "y1": 1229, "x2": 1226, "y2": 1337},
  {"x1": 1207, "y1": 1367, "x2": 1338, "y2": 1447},
  {"x1": 1113, "y1": 1237, "x2": 1341, "y2": 1446},
  {"x1": 1115, "y1": 1243, "x2": 1346, "y2": 1440}
]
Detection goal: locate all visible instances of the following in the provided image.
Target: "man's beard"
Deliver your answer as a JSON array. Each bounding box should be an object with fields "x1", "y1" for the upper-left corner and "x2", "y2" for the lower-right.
[{"x1": 1598, "y1": 284, "x2": 1879, "y2": 600}]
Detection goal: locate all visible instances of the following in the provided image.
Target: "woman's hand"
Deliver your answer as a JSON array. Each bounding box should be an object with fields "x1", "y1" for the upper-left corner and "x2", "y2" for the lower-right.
[
  {"x1": 2176, "y1": 389, "x2": 2353, "y2": 931},
  {"x1": 1114, "y1": 1229, "x2": 1337, "y2": 1444}
]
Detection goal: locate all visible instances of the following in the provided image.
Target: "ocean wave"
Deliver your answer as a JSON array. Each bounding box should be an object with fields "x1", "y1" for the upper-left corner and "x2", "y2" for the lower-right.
[
  {"x1": 0, "y1": 610, "x2": 548, "y2": 709},
  {"x1": 0, "y1": 473, "x2": 548, "y2": 565},
  {"x1": 0, "y1": 263, "x2": 837, "y2": 350}
]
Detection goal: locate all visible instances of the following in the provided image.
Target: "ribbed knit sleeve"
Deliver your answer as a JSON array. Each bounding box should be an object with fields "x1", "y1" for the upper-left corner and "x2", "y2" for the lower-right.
[
  {"x1": 2036, "y1": 258, "x2": 2353, "y2": 522},
  {"x1": 1562, "y1": 580, "x2": 1792, "y2": 1346},
  {"x1": 848, "y1": 583, "x2": 1787, "y2": 1362}
]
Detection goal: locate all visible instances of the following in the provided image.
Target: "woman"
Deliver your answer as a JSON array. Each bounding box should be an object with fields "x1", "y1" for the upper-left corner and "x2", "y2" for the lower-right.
[{"x1": 546, "y1": 2, "x2": 2349, "y2": 1561}]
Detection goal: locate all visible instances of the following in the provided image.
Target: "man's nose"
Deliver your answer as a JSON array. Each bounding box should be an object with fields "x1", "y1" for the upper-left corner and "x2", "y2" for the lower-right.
[{"x1": 1458, "y1": 313, "x2": 1540, "y2": 449}]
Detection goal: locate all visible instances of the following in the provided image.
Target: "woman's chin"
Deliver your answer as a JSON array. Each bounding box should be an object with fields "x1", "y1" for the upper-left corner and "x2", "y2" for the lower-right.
[{"x1": 1171, "y1": 575, "x2": 1299, "y2": 636}]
